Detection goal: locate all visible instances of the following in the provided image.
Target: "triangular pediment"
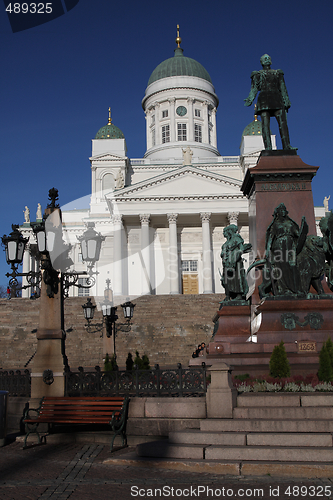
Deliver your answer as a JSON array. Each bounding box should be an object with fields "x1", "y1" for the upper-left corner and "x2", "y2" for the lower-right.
[
  {"x1": 90, "y1": 152, "x2": 128, "y2": 161},
  {"x1": 111, "y1": 165, "x2": 243, "y2": 201}
]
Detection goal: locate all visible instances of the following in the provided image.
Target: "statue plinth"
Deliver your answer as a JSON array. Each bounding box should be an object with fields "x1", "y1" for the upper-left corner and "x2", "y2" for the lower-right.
[
  {"x1": 202, "y1": 153, "x2": 333, "y2": 375},
  {"x1": 242, "y1": 152, "x2": 318, "y2": 260},
  {"x1": 242, "y1": 153, "x2": 320, "y2": 304}
]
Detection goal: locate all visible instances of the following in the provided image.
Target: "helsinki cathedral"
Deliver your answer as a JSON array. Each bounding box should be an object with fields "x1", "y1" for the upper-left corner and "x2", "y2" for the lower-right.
[{"x1": 20, "y1": 28, "x2": 325, "y2": 302}]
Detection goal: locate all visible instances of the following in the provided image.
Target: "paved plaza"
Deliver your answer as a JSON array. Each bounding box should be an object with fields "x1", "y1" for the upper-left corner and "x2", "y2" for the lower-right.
[{"x1": 0, "y1": 439, "x2": 332, "y2": 500}]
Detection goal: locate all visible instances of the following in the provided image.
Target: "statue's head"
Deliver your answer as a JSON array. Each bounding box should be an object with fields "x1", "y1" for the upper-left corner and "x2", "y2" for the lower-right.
[
  {"x1": 260, "y1": 54, "x2": 272, "y2": 68},
  {"x1": 223, "y1": 224, "x2": 238, "y2": 238},
  {"x1": 273, "y1": 203, "x2": 288, "y2": 218}
]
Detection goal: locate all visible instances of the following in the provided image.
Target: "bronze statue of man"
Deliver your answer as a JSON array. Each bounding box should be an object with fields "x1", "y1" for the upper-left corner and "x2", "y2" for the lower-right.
[{"x1": 244, "y1": 54, "x2": 294, "y2": 150}]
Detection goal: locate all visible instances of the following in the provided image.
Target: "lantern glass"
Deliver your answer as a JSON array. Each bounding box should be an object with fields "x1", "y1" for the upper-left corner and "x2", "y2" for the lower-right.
[
  {"x1": 46, "y1": 230, "x2": 56, "y2": 253},
  {"x1": 102, "y1": 303, "x2": 112, "y2": 317},
  {"x1": 87, "y1": 239, "x2": 97, "y2": 260},
  {"x1": 17, "y1": 241, "x2": 25, "y2": 262},
  {"x1": 7, "y1": 241, "x2": 17, "y2": 262},
  {"x1": 37, "y1": 231, "x2": 46, "y2": 253}
]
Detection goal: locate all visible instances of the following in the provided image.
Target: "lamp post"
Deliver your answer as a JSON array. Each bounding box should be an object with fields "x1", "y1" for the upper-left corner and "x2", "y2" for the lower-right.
[
  {"x1": 82, "y1": 297, "x2": 135, "y2": 360},
  {"x1": 2, "y1": 188, "x2": 105, "y2": 400}
]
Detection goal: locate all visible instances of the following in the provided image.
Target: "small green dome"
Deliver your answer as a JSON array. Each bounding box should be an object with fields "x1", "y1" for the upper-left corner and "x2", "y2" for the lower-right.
[
  {"x1": 95, "y1": 123, "x2": 125, "y2": 140},
  {"x1": 148, "y1": 47, "x2": 212, "y2": 86},
  {"x1": 242, "y1": 118, "x2": 262, "y2": 137}
]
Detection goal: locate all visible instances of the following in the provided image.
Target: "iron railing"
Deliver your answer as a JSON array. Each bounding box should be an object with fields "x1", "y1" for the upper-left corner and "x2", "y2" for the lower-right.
[
  {"x1": 0, "y1": 369, "x2": 31, "y2": 397},
  {"x1": 0, "y1": 365, "x2": 207, "y2": 398},
  {"x1": 65, "y1": 364, "x2": 206, "y2": 397}
]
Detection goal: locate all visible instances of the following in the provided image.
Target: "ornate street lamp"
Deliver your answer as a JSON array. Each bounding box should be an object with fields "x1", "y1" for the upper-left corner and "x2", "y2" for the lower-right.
[
  {"x1": 82, "y1": 296, "x2": 135, "y2": 359},
  {"x1": 121, "y1": 301, "x2": 135, "y2": 320},
  {"x1": 82, "y1": 297, "x2": 96, "y2": 321},
  {"x1": 2, "y1": 225, "x2": 29, "y2": 268},
  {"x1": 1, "y1": 225, "x2": 40, "y2": 293},
  {"x1": 77, "y1": 222, "x2": 105, "y2": 275}
]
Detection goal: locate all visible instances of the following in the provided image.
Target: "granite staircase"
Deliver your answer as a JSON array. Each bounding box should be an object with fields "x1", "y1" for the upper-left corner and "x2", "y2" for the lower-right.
[{"x1": 136, "y1": 393, "x2": 333, "y2": 467}]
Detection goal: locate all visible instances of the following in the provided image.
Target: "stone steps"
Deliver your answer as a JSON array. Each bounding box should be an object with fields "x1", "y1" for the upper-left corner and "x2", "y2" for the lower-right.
[
  {"x1": 201, "y1": 418, "x2": 333, "y2": 433},
  {"x1": 233, "y1": 406, "x2": 333, "y2": 419},
  {"x1": 136, "y1": 393, "x2": 333, "y2": 464},
  {"x1": 168, "y1": 429, "x2": 333, "y2": 447}
]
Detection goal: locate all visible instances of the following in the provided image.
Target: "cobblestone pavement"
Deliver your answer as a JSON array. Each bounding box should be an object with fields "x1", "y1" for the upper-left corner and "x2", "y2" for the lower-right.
[{"x1": 0, "y1": 440, "x2": 332, "y2": 500}]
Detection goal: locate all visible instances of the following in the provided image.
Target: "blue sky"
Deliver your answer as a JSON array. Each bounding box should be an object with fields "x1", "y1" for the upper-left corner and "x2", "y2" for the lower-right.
[{"x1": 1, "y1": 0, "x2": 333, "y2": 283}]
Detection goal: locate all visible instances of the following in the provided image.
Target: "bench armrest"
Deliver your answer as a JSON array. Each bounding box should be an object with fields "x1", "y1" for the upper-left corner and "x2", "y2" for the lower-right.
[{"x1": 23, "y1": 397, "x2": 44, "y2": 420}]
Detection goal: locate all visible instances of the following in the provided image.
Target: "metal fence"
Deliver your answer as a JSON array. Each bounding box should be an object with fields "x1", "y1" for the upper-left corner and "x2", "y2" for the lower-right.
[
  {"x1": 65, "y1": 364, "x2": 207, "y2": 397},
  {"x1": 0, "y1": 370, "x2": 31, "y2": 397},
  {"x1": 0, "y1": 365, "x2": 207, "y2": 398}
]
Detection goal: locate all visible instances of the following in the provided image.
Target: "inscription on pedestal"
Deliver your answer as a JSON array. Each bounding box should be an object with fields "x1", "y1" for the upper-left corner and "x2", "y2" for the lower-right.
[
  {"x1": 260, "y1": 182, "x2": 307, "y2": 192},
  {"x1": 298, "y1": 341, "x2": 317, "y2": 353}
]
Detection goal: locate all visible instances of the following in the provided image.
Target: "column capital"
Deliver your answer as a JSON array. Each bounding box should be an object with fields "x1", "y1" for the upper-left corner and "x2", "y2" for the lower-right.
[
  {"x1": 168, "y1": 97, "x2": 176, "y2": 104},
  {"x1": 200, "y1": 212, "x2": 211, "y2": 223},
  {"x1": 167, "y1": 213, "x2": 178, "y2": 224},
  {"x1": 112, "y1": 214, "x2": 123, "y2": 224},
  {"x1": 187, "y1": 97, "x2": 194, "y2": 104},
  {"x1": 139, "y1": 214, "x2": 150, "y2": 225},
  {"x1": 227, "y1": 212, "x2": 239, "y2": 226}
]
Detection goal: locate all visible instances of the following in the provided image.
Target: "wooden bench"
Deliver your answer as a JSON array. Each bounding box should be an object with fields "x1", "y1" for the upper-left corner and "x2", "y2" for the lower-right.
[{"x1": 23, "y1": 396, "x2": 129, "y2": 451}]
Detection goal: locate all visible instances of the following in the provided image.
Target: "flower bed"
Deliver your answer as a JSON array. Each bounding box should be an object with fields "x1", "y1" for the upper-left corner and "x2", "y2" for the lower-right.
[{"x1": 232, "y1": 374, "x2": 333, "y2": 393}]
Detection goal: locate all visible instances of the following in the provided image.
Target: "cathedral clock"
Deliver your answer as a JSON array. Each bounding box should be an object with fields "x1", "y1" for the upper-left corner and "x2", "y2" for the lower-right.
[{"x1": 176, "y1": 106, "x2": 187, "y2": 116}]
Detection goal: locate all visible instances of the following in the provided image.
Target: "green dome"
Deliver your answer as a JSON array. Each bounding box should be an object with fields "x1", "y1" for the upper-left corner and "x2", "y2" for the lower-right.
[
  {"x1": 95, "y1": 123, "x2": 125, "y2": 140},
  {"x1": 148, "y1": 47, "x2": 212, "y2": 86},
  {"x1": 242, "y1": 118, "x2": 262, "y2": 137}
]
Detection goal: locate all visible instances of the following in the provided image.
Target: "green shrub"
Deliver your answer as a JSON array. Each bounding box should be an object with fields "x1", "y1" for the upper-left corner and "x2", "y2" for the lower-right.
[
  {"x1": 141, "y1": 354, "x2": 150, "y2": 370},
  {"x1": 325, "y1": 337, "x2": 333, "y2": 369},
  {"x1": 318, "y1": 342, "x2": 333, "y2": 382},
  {"x1": 269, "y1": 341, "x2": 290, "y2": 378},
  {"x1": 133, "y1": 350, "x2": 150, "y2": 370},
  {"x1": 104, "y1": 353, "x2": 118, "y2": 372},
  {"x1": 234, "y1": 373, "x2": 250, "y2": 382}
]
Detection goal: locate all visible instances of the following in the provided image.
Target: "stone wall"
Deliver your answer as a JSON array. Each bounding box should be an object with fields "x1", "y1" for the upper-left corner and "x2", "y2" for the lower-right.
[{"x1": 0, "y1": 294, "x2": 224, "y2": 370}]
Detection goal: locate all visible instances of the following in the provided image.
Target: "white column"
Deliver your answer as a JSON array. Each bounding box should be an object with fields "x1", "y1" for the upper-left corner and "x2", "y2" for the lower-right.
[
  {"x1": 228, "y1": 212, "x2": 239, "y2": 226},
  {"x1": 154, "y1": 103, "x2": 160, "y2": 146},
  {"x1": 167, "y1": 213, "x2": 180, "y2": 294},
  {"x1": 145, "y1": 110, "x2": 149, "y2": 150},
  {"x1": 140, "y1": 214, "x2": 151, "y2": 295},
  {"x1": 91, "y1": 165, "x2": 97, "y2": 203},
  {"x1": 200, "y1": 212, "x2": 213, "y2": 293},
  {"x1": 112, "y1": 214, "x2": 123, "y2": 296},
  {"x1": 169, "y1": 98, "x2": 176, "y2": 142},
  {"x1": 202, "y1": 101, "x2": 209, "y2": 144},
  {"x1": 187, "y1": 97, "x2": 194, "y2": 142},
  {"x1": 211, "y1": 107, "x2": 217, "y2": 147},
  {"x1": 22, "y1": 246, "x2": 31, "y2": 298},
  {"x1": 146, "y1": 108, "x2": 152, "y2": 150}
]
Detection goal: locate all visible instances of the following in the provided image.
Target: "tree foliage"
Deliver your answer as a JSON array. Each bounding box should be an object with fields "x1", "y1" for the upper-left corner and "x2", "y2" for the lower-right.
[
  {"x1": 269, "y1": 341, "x2": 290, "y2": 378},
  {"x1": 318, "y1": 338, "x2": 333, "y2": 382}
]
